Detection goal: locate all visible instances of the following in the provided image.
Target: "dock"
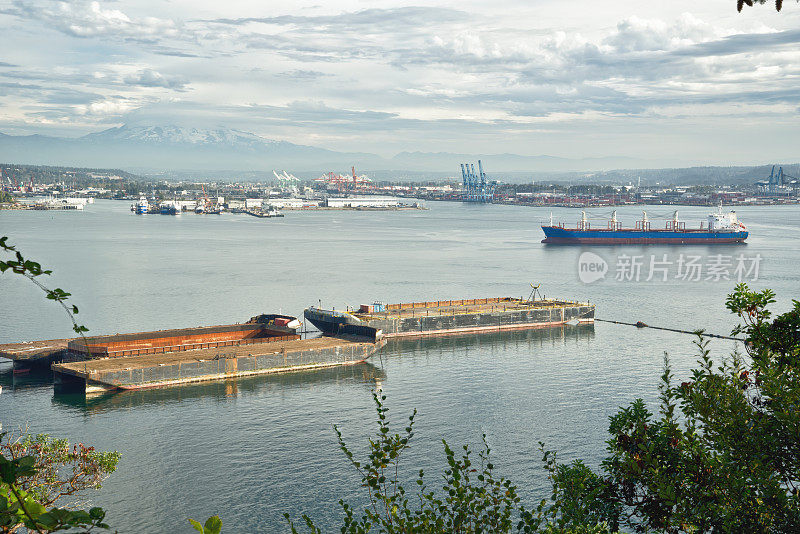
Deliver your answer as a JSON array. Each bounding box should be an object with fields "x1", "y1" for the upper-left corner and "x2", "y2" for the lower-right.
[{"x1": 52, "y1": 336, "x2": 385, "y2": 394}]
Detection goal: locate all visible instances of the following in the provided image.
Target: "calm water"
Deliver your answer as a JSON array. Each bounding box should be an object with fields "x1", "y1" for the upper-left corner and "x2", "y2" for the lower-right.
[{"x1": 1, "y1": 200, "x2": 799, "y2": 532}]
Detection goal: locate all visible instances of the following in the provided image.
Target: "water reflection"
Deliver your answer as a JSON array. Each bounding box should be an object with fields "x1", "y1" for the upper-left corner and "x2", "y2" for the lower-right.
[
  {"x1": 52, "y1": 362, "x2": 385, "y2": 413},
  {"x1": 382, "y1": 323, "x2": 595, "y2": 356},
  {"x1": 0, "y1": 365, "x2": 53, "y2": 391}
]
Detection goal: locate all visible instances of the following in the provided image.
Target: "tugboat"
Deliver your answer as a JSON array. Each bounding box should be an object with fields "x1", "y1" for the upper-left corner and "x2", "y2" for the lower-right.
[{"x1": 541, "y1": 207, "x2": 748, "y2": 244}]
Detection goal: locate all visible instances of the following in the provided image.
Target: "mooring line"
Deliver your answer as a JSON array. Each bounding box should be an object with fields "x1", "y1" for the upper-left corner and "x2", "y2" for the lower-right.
[{"x1": 594, "y1": 318, "x2": 744, "y2": 341}]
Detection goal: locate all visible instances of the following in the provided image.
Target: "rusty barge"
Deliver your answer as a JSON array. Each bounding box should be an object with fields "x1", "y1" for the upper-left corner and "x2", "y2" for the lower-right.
[
  {"x1": 4, "y1": 291, "x2": 594, "y2": 395},
  {"x1": 53, "y1": 336, "x2": 385, "y2": 394},
  {"x1": 0, "y1": 338, "x2": 72, "y2": 374},
  {"x1": 304, "y1": 297, "x2": 594, "y2": 339},
  {"x1": 0, "y1": 313, "x2": 385, "y2": 394}
]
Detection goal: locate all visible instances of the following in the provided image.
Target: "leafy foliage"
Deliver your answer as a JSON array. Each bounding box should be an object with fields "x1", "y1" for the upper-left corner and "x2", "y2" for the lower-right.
[
  {"x1": 287, "y1": 285, "x2": 800, "y2": 533},
  {"x1": 1, "y1": 238, "x2": 117, "y2": 532},
  {"x1": 737, "y1": 0, "x2": 796, "y2": 11},
  {"x1": 564, "y1": 284, "x2": 800, "y2": 532},
  {"x1": 285, "y1": 392, "x2": 614, "y2": 533},
  {"x1": 0, "y1": 434, "x2": 113, "y2": 533},
  {"x1": 536, "y1": 450, "x2": 619, "y2": 532},
  {"x1": 188, "y1": 516, "x2": 222, "y2": 534},
  {"x1": 2, "y1": 432, "x2": 120, "y2": 510}
]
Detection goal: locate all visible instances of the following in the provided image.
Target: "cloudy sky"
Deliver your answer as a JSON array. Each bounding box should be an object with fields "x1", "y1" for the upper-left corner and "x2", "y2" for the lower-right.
[{"x1": 1, "y1": 0, "x2": 798, "y2": 165}]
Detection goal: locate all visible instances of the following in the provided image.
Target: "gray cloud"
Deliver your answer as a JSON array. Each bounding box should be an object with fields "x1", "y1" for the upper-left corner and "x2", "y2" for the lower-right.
[
  {"x1": 121, "y1": 99, "x2": 446, "y2": 134},
  {"x1": 1, "y1": 67, "x2": 187, "y2": 92},
  {"x1": 6, "y1": 0, "x2": 181, "y2": 42},
  {"x1": 39, "y1": 87, "x2": 106, "y2": 106},
  {"x1": 2, "y1": 1, "x2": 800, "y2": 164},
  {"x1": 374, "y1": 15, "x2": 800, "y2": 118},
  {"x1": 151, "y1": 48, "x2": 205, "y2": 58},
  {"x1": 199, "y1": 7, "x2": 469, "y2": 31},
  {"x1": 123, "y1": 69, "x2": 188, "y2": 90},
  {"x1": 0, "y1": 81, "x2": 41, "y2": 98},
  {"x1": 276, "y1": 70, "x2": 331, "y2": 80},
  {"x1": 674, "y1": 28, "x2": 800, "y2": 57}
]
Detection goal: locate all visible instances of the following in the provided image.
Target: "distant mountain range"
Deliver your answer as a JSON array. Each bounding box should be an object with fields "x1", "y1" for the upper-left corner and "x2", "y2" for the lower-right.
[{"x1": 0, "y1": 124, "x2": 640, "y2": 174}]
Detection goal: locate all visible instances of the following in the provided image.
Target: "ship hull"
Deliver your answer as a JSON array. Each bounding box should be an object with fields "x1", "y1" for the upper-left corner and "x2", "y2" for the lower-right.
[
  {"x1": 541, "y1": 226, "x2": 748, "y2": 244},
  {"x1": 304, "y1": 308, "x2": 354, "y2": 335},
  {"x1": 303, "y1": 308, "x2": 382, "y2": 340}
]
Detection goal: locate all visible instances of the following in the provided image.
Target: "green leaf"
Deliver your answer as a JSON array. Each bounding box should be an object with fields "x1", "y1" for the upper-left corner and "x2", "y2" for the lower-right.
[
  {"x1": 24, "y1": 499, "x2": 47, "y2": 519},
  {"x1": 69, "y1": 509, "x2": 92, "y2": 523},
  {"x1": 204, "y1": 515, "x2": 223, "y2": 534},
  {"x1": 33, "y1": 511, "x2": 60, "y2": 529},
  {"x1": 188, "y1": 518, "x2": 205, "y2": 533}
]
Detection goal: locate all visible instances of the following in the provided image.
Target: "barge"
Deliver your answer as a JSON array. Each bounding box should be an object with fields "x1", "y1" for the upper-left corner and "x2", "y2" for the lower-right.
[
  {"x1": 304, "y1": 296, "x2": 594, "y2": 339},
  {"x1": 8, "y1": 312, "x2": 385, "y2": 394},
  {"x1": 0, "y1": 338, "x2": 71, "y2": 374},
  {"x1": 65, "y1": 314, "x2": 301, "y2": 359},
  {"x1": 53, "y1": 336, "x2": 385, "y2": 394}
]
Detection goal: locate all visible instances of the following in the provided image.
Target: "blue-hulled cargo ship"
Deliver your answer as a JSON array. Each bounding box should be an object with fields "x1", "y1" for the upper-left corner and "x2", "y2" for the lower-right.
[{"x1": 542, "y1": 208, "x2": 748, "y2": 245}]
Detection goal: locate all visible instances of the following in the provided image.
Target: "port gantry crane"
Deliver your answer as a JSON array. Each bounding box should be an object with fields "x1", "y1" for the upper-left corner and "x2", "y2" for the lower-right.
[
  {"x1": 273, "y1": 170, "x2": 300, "y2": 189},
  {"x1": 758, "y1": 165, "x2": 799, "y2": 195},
  {"x1": 198, "y1": 184, "x2": 213, "y2": 211},
  {"x1": 314, "y1": 166, "x2": 372, "y2": 192},
  {"x1": 460, "y1": 160, "x2": 497, "y2": 203}
]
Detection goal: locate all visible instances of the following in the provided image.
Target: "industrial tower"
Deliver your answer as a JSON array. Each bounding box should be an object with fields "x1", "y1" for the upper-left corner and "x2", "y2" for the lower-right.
[{"x1": 460, "y1": 160, "x2": 496, "y2": 203}]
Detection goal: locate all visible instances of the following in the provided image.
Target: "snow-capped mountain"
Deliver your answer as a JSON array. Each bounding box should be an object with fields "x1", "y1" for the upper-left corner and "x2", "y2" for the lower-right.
[
  {"x1": 0, "y1": 124, "x2": 378, "y2": 170},
  {"x1": 81, "y1": 124, "x2": 286, "y2": 150},
  {"x1": 0, "y1": 124, "x2": 638, "y2": 173}
]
